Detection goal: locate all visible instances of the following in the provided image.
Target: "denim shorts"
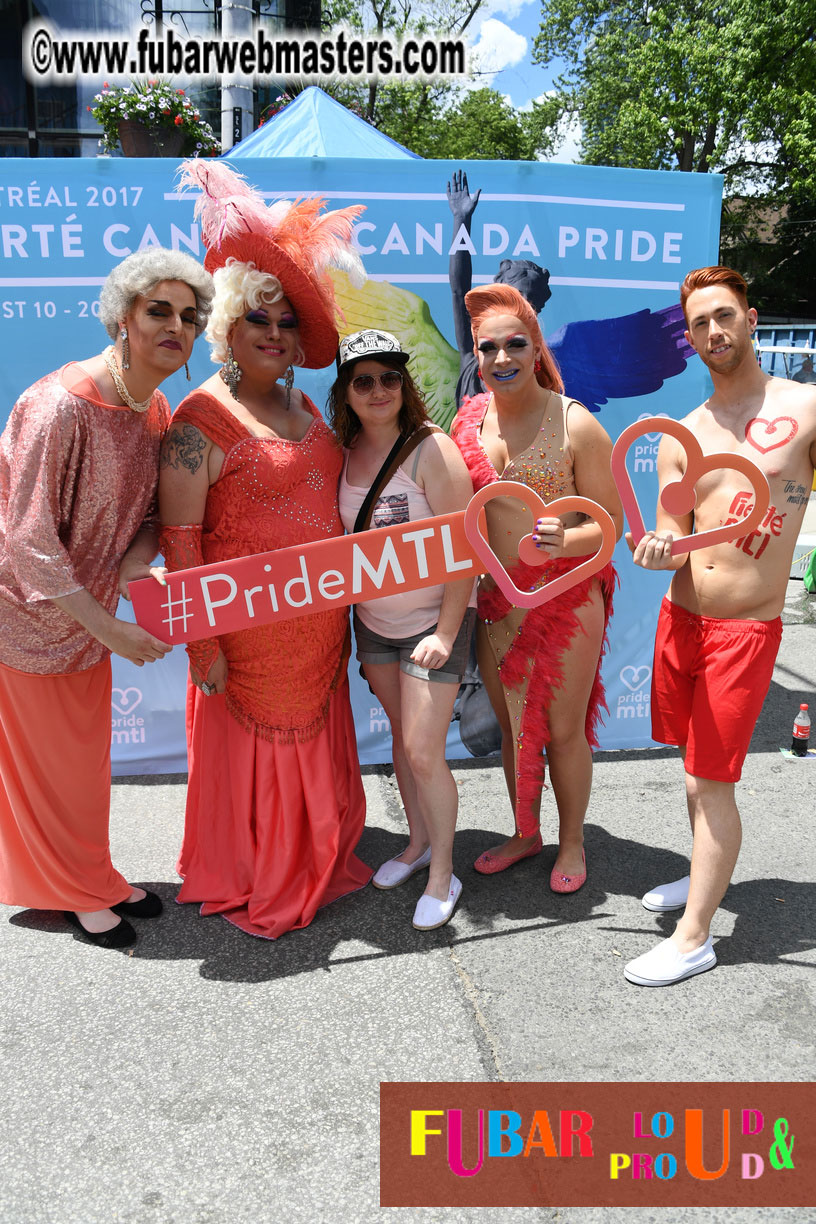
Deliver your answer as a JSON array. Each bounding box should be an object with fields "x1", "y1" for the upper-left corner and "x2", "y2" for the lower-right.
[{"x1": 353, "y1": 608, "x2": 476, "y2": 684}]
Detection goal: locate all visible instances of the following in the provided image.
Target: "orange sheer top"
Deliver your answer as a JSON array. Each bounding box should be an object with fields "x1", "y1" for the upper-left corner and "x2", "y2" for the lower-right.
[{"x1": 169, "y1": 391, "x2": 349, "y2": 742}]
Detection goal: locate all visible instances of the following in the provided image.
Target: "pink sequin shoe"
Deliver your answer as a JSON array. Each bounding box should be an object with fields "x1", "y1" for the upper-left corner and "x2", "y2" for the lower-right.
[
  {"x1": 550, "y1": 848, "x2": 586, "y2": 894},
  {"x1": 474, "y1": 833, "x2": 543, "y2": 875}
]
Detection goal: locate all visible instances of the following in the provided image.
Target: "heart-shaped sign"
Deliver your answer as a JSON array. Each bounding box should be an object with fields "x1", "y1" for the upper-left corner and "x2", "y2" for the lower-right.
[
  {"x1": 611, "y1": 418, "x2": 770, "y2": 556},
  {"x1": 463, "y1": 481, "x2": 617, "y2": 609},
  {"x1": 112, "y1": 687, "x2": 143, "y2": 716}
]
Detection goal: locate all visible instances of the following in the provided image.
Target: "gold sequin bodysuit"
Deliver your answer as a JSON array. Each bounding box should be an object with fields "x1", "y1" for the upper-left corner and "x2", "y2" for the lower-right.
[{"x1": 452, "y1": 391, "x2": 616, "y2": 835}]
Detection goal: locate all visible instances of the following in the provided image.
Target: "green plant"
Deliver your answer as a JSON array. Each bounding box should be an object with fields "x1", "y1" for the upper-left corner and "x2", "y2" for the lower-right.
[
  {"x1": 90, "y1": 79, "x2": 220, "y2": 156},
  {"x1": 257, "y1": 92, "x2": 294, "y2": 127}
]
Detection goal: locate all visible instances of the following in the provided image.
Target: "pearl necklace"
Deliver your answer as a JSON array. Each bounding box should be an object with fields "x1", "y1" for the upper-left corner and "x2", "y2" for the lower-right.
[{"x1": 104, "y1": 346, "x2": 153, "y2": 414}]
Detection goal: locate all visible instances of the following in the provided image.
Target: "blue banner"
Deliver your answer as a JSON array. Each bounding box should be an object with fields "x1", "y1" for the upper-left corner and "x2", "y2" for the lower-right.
[{"x1": 0, "y1": 157, "x2": 722, "y2": 770}]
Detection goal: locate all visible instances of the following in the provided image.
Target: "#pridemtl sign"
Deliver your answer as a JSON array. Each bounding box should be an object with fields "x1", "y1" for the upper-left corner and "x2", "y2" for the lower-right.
[{"x1": 129, "y1": 422, "x2": 770, "y2": 644}]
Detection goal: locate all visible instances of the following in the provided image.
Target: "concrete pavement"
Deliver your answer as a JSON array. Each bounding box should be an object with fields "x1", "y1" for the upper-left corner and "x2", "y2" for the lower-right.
[{"x1": 1, "y1": 579, "x2": 814, "y2": 1224}]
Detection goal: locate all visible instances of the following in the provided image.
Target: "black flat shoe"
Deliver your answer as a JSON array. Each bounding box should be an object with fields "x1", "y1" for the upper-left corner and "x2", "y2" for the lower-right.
[
  {"x1": 112, "y1": 890, "x2": 163, "y2": 919},
  {"x1": 63, "y1": 910, "x2": 137, "y2": 948}
]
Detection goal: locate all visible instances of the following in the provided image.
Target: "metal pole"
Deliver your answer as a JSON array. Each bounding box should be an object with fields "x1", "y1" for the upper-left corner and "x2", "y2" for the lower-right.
[{"x1": 221, "y1": 0, "x2": 255, "y2": 150}]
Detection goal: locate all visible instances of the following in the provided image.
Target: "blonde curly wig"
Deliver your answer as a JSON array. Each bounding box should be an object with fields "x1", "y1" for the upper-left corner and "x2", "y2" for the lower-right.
[{"x1": 206, "y1": 260, "x2": 306, "y2": 367}]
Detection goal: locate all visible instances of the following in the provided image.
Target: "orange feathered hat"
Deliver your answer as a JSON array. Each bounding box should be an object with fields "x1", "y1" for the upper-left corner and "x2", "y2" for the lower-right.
[{"x1": 178, "y1": 161, "x2": 366, "y2": 369}]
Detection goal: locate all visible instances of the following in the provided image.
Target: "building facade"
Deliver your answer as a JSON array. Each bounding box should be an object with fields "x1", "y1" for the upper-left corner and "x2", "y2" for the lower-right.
[{"x1": 3, "y1": 0, "x2": 319, "y2": 156}]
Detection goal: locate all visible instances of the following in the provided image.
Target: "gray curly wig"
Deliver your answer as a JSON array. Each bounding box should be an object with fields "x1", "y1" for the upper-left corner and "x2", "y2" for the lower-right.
[{"x1": 98, "y1": 248, "x2": 214, "y2": 339}]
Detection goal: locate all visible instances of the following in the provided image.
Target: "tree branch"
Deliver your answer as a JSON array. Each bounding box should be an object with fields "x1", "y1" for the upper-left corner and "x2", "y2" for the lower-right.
[
  {"x1": 696, "y1": 121, "x2": 718, "y2": 174},
  {"x1": 456, "y1": 0, "x2": 483, "y2": 35}
]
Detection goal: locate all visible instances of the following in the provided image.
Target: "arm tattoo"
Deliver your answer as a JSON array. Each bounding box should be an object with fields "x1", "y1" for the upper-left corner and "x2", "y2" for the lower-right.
[{"x1": 161, "y1": 424, "x2": 206, "y2": 474}]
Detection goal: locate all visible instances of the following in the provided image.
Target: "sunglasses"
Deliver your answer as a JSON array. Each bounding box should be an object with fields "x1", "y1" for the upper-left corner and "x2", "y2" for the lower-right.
[{"x1": 349, "y1": 370, "x2": 404, "y2": 395}]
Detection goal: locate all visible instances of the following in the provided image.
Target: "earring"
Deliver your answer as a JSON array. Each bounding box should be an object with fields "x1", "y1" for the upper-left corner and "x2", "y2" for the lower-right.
[
  {"x1": 120, "y1": 327, "x2": 130, "y2": 371},
  {"x1": 534, "y1": 356, "x2": 542, "y2": 374},
  {"x1": 284, "y1": 364, "x2": 294, "y2": 411},
  {"x1": 184, "y1": 361, "x2": 191, "y2": 381},
  {"x1": 220, "y1": 346, "x2": 242, "y2": 399}
]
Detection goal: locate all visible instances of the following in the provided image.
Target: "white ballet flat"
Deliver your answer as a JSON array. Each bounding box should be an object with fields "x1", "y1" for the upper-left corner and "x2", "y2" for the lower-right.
[
  {"x1": 412, "y1": 875, "x2": 462, "y2": 931},
  {"x1": 372, "y1": 846, "x2": 432, "y2": 890}
]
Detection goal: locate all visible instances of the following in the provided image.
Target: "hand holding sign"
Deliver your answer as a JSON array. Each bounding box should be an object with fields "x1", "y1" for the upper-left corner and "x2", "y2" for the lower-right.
[
  {"x1": 131, "y1": 419, "x2": 770, "y2": 642},
  {"x1": 130, "y1": 512, "x2": 482, "y2": 644},
  {"x1": 463, "y1": 482, "x2": 617, "y2": 609},
  {"x1": 611, "y1": 417, "x2": 771, "y2": 556},
  {"x1": 130, "y1": 488, "x2": 615, "y2": 643}
]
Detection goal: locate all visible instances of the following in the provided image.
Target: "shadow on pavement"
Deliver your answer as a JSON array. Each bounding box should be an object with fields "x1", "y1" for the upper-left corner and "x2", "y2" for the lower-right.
[{"x1": 10, "y1": 823, "x2": 815, "y2": 981}]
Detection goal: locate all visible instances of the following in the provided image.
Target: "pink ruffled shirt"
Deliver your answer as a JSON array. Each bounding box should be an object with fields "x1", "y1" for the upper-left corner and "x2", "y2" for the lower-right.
[{"x1": 0, "y1": 365, "x2": 169, "y2": 674}]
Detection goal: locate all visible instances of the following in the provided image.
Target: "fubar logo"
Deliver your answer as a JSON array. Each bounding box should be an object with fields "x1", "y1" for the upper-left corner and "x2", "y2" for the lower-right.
[{"x1": 380, "y1": 1083, "x2": 814, "y2": 1208}]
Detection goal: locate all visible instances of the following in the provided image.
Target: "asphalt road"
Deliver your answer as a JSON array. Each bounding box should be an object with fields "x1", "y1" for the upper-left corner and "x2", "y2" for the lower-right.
[{"x1": 1, "y1": 579, "x2": 814, "y2": 1224}]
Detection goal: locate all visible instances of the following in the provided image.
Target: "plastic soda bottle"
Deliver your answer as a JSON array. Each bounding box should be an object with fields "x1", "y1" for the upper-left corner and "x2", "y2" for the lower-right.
[{"x1": 791, "y1": 703, "x2": 811, "y2": 757}]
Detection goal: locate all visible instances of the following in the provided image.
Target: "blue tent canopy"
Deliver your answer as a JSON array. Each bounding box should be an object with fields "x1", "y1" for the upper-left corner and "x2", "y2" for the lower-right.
[{"x1": 224, "y1": 86, "x2": 420, "y2": 160}]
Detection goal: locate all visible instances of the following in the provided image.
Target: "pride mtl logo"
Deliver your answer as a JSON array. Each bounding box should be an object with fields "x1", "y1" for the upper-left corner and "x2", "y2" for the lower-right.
[
  {"x1": 111, "y1": 686, "x2": 145, "y2": 745},
  {"x1": 616, "y1": 664, "x2": 651, "y2": 720}
]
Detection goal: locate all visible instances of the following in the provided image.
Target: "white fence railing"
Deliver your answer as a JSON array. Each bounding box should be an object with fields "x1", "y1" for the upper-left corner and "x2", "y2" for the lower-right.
[{"x1": 755, "y1": 324, "x2": 816, "y2": 378}]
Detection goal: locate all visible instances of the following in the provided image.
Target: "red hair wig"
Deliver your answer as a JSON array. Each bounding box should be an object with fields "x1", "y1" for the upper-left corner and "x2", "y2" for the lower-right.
[
  {"x1": 465, "y1": 283, "x2": 563, "y2": 393},
  {"x1": 680, "y1": 265, "x2": 749, "y2": 323}
]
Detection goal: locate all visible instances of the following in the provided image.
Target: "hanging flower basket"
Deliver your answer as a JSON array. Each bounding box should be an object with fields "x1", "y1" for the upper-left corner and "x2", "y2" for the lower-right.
[
  {"x1": 89, "y1": 79, "x2": 220, "y2": 157},
  {"x1": 117, "y1": 119, "x2": 186, "y2": 158}
]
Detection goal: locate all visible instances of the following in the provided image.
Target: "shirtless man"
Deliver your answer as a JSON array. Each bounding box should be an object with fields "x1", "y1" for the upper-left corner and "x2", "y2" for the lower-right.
[{"x1": 624, "y1": 264, "x2": 816, "y2": 987}]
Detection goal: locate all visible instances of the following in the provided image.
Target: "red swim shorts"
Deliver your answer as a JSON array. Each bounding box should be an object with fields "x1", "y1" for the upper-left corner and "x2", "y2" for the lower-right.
[{"x1": 651, "y1": 597, "x2": 782, "y2": 782}]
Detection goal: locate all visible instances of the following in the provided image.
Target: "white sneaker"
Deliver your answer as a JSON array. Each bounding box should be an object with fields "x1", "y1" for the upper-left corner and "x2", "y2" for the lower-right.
[
  {"x1": 372, "y1": 846, "x2": 432, "y2": 890},
  {"x1": 624, "y1": 936, "x2": 716, "y2": 987},
  {"x1": 642, "y1": 874, "x2": 691, "y2": 912}
]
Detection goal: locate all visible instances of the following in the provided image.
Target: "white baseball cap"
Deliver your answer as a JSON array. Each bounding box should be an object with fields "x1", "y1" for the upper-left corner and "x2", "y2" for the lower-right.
[{"x1": 336, "y1": 329, "x2": 409, "y2": 372}]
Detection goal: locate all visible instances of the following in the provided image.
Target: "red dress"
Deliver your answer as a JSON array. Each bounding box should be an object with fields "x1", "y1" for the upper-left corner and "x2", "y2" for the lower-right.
[
  {"x1": 162, "y1": 392, "x2": 371, "y2": 938},
  {"x1": 452, "y1": 392, "x2": 616, "y2": 836}
]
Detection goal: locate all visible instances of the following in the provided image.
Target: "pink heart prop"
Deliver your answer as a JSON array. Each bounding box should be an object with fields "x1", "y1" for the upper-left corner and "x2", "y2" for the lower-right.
[
  {"x1": 611, "y1": 418, "x2": 770, "y2": 556},
  {"x1": 463, "y1": 481, "x2": 617, "y2": 609},
  {"x1": 744, "y1": 415, "x2": 798, "y2": 454}
]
